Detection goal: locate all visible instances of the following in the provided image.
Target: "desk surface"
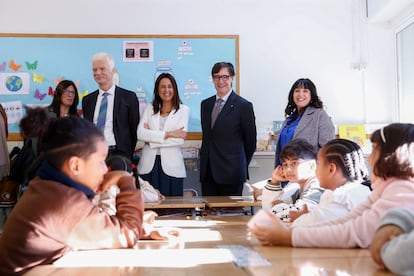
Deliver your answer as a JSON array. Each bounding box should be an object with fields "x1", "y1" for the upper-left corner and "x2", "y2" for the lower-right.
[
  {"x1": 203, "y1": 196, "x2": 262, "y2": 208},
  {"x1": 144, "y1": 196, "x2": 205, "y2": 209},
  {"x1": 144, "y1": 196, "x2": 261, "y2": 210},
  {"x1": 25, "y1": 216, "x2": 392, "y2": 276}
]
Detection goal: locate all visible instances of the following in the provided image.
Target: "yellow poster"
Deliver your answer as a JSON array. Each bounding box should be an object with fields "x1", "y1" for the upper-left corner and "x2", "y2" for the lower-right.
[{"x1": 338, "y1": 125, "x2": 367, "y2": 147}]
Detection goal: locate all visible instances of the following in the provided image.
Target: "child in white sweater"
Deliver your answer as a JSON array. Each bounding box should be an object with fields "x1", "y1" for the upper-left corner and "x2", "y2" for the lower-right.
[{"x1": 292, "y1": 138, "x2": 371, "y2": 227}]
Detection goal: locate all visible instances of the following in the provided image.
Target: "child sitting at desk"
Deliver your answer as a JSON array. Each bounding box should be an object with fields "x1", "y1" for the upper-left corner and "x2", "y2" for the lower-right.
[
  {"x1": 94, "y1": 154, "x2": 166, "y2": 235},
  {"x1": 0, "y1": 113, "x2": 146, "y2": 275},
  {"x1": 260, "y1": 138, "x2": 324, "y2": 222},
  {"x1": 94, "y1": 155, "x2": 165, "y2": 215},
  {"x1": 291, "y1": 138, "x2": 371, "y2": 227},
  {"x1": 248, "y1": 123, "x2": 414, "y2": 249}
]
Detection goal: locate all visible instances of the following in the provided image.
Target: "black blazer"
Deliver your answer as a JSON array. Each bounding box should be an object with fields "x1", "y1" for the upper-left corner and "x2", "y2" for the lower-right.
[
  {"x1": 200, "y1": 91, "x2": 257, "y2": 184},
  {"x1": 82, "y1": 86, "x2": 139, "y2": 159}
]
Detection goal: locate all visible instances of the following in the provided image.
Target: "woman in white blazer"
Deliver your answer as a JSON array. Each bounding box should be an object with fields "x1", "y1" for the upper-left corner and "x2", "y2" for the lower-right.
[{"x1": 137, "y1": 73, "x2": 190, "y2": 196}]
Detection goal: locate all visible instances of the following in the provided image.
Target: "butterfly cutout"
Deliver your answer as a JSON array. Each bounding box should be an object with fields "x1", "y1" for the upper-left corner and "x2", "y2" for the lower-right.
[
  {"x1": 48, "y1": 86, "x2": 54, "y2": 96},
  {"x1": 25, "y1": 60, "x2": 38, "y2": 70},
  {"x1": 75, "y1": 80, "x2": 80, "y2": 88},
  {"x1": 53, "y1": 77, "x2": 64, "y2": 86},
  {"x1": 78, "y1": 90, "x2": 89, "y2": 100},
  {"x1": 9, "y1": 59, "x2": 22, "y2": 72},
  {"x1": 33, "y1": 72, "x2": 45, "y2": 83},
  {"x1": 34, "y1": 89, "x2": 47, "y2": 100},
  {"x1": 0, "y1": 62, "x2": 6, "y2": 71}
]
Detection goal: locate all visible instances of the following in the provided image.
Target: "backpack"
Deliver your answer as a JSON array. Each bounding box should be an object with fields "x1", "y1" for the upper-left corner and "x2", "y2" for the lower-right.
[
  {"x1": 8, "y1": 139, "x2": 43, "y2": 199},
  {"x1": 9, "y1": 140, "x2": 36, "y2": 184}
]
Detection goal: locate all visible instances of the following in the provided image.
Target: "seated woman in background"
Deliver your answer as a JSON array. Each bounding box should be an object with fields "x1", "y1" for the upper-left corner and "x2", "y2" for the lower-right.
[
  {"x1": 0, "y1": 110, "x2": 145, "y2": 275},
  {"x1": 48, "y1": 79, "x2": 79, "y2": 118},
  {"x1": 291, "y1": 138, "x2": 371, "y2": 227},
  {"x1": 248, "y1": 123, "x2": 414, "y2": 249}
]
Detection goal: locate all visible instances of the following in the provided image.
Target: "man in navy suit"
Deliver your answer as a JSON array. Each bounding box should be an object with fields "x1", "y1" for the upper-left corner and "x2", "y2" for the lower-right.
[
  {"x1": 82, "y1": 52, "x2": 139, "y2": 160},
  {"x1": 200, "y1": 62, "x2": 257, "y2": 196}
]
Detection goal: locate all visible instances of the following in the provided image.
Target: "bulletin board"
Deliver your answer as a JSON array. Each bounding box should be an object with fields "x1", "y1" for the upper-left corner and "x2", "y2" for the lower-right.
[{"x1": 0, "y1": 33, "x2": 239, "y2": 141}]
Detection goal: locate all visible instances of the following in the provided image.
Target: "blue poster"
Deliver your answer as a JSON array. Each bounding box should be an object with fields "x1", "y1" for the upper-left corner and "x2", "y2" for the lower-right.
[{"x1": 0, "y1": 35, "x2": 238, "y2": 134}]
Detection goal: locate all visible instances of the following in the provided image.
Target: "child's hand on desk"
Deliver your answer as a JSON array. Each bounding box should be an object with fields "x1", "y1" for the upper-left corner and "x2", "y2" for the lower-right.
[
  {"x1": 97, "y1": 171, "x2": 132, "y2": 193},
  {"x1": 248, "y1": 210, "x2": 292, "y2": 246},
  {"x1": 147, "y1": 228, "x2": 180, "y2": 240},
  {"x1": 141, "y1": 227, "x2": 181, "y2": 240},
  {"x1": 370, "y1": 224, "x2": 404, "y2": 267}
]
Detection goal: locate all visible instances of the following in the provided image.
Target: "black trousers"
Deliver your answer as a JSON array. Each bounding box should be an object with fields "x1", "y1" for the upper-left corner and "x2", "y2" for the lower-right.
[{"x1": 201, "y1": 162, "x2": 243, "y2": 196}]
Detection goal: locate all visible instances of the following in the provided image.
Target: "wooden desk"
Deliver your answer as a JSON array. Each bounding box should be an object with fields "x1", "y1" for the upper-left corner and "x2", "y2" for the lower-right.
[
  {"x1": 203, "y1": 196, "x2": 261, "y2": 215},
  {"x1": 144, "y1": 196, "x2": 205, "y2": 209},
  {"x1": 203, "y1": 196, "x2": 261, "y2": 208},
  {"x1": 144, "y1": 196, "x2": 205, "y2": 216},
  {"x1": 145, "y1": 196, "x2": 261, "y2": 216},
  {"x1": 25, "y1": 216, "x2": 392, "y2": 276}
]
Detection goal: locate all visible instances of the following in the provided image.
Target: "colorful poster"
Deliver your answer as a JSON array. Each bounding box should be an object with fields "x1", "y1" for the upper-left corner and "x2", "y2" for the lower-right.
[{"x1": 338, "y1": 125, "x2": 367, "y2": 147}]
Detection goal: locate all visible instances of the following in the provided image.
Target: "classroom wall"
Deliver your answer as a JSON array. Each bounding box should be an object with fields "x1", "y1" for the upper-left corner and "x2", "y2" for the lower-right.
[{"x1": 0, "y1": 0, "x2": 411, "y2": 133}]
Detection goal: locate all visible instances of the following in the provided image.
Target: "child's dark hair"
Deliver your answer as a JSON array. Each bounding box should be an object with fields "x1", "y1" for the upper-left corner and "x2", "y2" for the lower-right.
[
  {"x1": 19, "y1": 106, "x2": 50, "y2": 140},
  {"x1": 322, "y1": 139, "x2": 370, "y2": 187},
  {"x1": 19, "y1": 107, "x2": 104, "y2": 170},
  {"x1": 106, "y1": 155, "x2": 140, "y2": 189},
  {"x1": 280, "y1": 138, "x2": 316, "y2": 161},
  {"x1": 370, "y1": 123, "x2": 414, "y2": 180},
  {"x1": 285, "y1": 78, "x2": 324, "y2": 117}
]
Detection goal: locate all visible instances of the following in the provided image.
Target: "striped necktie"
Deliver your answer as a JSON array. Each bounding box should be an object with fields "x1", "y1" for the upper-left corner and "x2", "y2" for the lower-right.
[
  {"x1": 211, "y1": 98, "x2": 223, "y2": 127},
  {"x1": 96, "y1": 93, "x2": 108, "y2": 130}
]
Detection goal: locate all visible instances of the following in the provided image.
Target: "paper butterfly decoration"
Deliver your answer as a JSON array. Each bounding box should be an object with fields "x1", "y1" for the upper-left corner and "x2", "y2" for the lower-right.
[
  {"x1": 9, "y1": 59, "x2": 22, "y2": 72},
  {"x1": 0, "y1": 62, "x2": 6, "y2": 71},
  {"x1": 33, "y1": 72, "x2": 45, "y2": 84},
  {"x1": 34, "y1": 89, "x2": 47, "y2": 100},
  {"x1": 25, "y1": 60, "x2": 38, "y2": 70},
  {"x1": 75, "y1": 80, "x2": 80, "y2": 88},
  {"x1": 48, "y1": 86, "x2": 54, "y2": 96},
  {"x1": 78, "y1": 90, "x2": 89, "y2": 100},
  {"x1": 53, "y1": 77, "x2": 64, "y2": 86}
]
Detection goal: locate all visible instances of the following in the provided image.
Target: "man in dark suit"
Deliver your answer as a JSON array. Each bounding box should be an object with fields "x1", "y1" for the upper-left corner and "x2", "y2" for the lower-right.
[
  {"x1": 200, "y1": 62, "x2": 257, "y2": 196},
  {"x1": 82, "y1": 52, "x2": 139, "y2": 160}
]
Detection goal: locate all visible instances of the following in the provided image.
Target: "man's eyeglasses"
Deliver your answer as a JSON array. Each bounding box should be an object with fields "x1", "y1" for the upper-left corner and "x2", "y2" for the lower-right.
[
  {"x1": 213, "y1": 75, "x2": 231, "y2": 81},
  {"x1": 62, "y1": 89, "x2": 76, "y2": 96}
]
